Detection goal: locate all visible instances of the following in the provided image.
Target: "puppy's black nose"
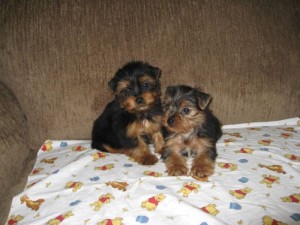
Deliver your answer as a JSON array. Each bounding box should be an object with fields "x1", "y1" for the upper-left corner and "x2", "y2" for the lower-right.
[
  {"x1": 167, "y1": 117, "x2": 174, "y2": 126},
  {"x1": 136, "y1": 97, "x2": 144, "y2": 104}
]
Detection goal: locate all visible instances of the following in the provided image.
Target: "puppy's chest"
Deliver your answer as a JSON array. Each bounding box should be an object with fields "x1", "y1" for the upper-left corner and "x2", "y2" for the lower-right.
[
  {"x1": 126, "y1": 118, "x2": 160, "y2": 138},
  {"x1": 168, "y1": 133, "x2": 202, "y2": 156}
]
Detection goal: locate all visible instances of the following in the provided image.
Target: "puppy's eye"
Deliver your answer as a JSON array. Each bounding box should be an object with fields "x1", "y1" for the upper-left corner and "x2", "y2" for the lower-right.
[
  {"x1": 142, "y1": 82, "x2": 149, "y2": 89},
  {"x1": 182, "y1": 107, "x2": 190, "y2": 114},
  {"x1": 123, "y1": 88, "x2": 132, "y2": 95}
]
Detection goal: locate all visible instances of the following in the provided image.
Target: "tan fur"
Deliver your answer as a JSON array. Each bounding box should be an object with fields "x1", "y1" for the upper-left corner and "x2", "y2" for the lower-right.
[
  {"x1": 141, "y1": 91, "x2": 157, "y2": 106},
  {"x1": 163, "y1": 101, "x2": 205, "y2": 134},
  {"x1": 164, "y1": 133, "x2": 215, "y2": 178},
  {"x1": 191, "y1": 152, "x2": 215, "y2": 178},
  {"x1": 99, "y1": 71, "x2": 164, "y2": 165},
  {"x1": 138, "y1": 74, "x2": 156, "y2": 84},
  {"x1": 115, "y1": 80, "x2": 130, "y2": 95},
  {"x1": 127, "y1": 119, "x2": 160, "y2": 138},
  {"x1": 152, "y1": 131, "x2": 164, "y2": 154},
  {"x1": 122, "y1": 96, "x2": 137, "y2": 112},
  {"x1": 126, "y1": 117, "x2": 164, "y2": 154},
  {"x1": 104, "y1": 141, "x2": 158, "y2": 165},
  {"x1": 165, "y1": 152, "x2": 188, "y2": 176}
]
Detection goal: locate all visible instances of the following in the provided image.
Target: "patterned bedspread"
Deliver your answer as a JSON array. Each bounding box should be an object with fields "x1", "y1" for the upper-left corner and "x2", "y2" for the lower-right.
[{"x1": 7, "y1": 118, "x2": 300, "y2": 225}]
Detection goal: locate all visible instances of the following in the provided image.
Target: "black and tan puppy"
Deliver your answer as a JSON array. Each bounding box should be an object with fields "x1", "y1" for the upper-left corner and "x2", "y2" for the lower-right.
[
  {"x1": 91, "y1": 61, "x2": 164, "y2": 165},
  {"x1": 162, "y1": 85, "x2": 222, "y2": 178}
]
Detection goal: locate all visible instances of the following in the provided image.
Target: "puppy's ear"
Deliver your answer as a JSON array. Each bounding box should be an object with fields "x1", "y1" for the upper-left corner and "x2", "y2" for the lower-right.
[
  {"x1": 153, "y1": 67, "x2": 162, "y2": 79},
  {"x1": 196, "y1": 91, "x2": 212, "y2": 110},
  {"x1": 165, "y1": 86, "x2": 176, "y2": 96},
  {"x1": 108, "y1": 78, "x2": 116, "y2": 91},
  {"x1": 164, "y1": 86, "x2": 175, "y2": 105}
]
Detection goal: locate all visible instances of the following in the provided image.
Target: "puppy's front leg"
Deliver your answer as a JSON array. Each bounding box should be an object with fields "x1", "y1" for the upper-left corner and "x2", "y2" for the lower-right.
[
  {"x1": 162, "y1": 137, "x2": 188, "y2": 176},
  {"x1": 190, "y1": 138, "x2": 216, "y2": 178},
  {"x1": 126, "y1": 138, "x2": 158, "y2": 165},
  {"x1": 163, "y1": 149, "x2": 188, "y2": 176},
  {"x1": 152, "y1": 131, "x2": 164, "y2": 154}
]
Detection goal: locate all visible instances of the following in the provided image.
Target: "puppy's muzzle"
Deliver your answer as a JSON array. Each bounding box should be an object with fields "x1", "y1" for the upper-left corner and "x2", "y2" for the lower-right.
[{"x1": 135, "y1": 97, "x2": 144, "y2": 104}]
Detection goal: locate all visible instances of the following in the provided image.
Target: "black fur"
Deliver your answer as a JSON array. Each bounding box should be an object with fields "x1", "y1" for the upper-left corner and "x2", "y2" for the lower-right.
[
  {"x1": 162, "y1": 85, "x2": 222, "y2": 161},
  {"x1": 91, "y1": 61, "x2": 163, "y2": 152}
]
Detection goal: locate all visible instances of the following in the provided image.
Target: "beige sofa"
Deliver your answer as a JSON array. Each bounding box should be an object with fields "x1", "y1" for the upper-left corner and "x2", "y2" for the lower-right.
[{"x1": 0, "y1": 0, "x2": 299, "y2": 223}]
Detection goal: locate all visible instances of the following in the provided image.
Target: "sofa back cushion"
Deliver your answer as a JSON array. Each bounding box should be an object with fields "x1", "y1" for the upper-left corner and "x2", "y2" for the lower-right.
[{"x1": 1, "y1": 1, "x2": 299, "y2": 148}]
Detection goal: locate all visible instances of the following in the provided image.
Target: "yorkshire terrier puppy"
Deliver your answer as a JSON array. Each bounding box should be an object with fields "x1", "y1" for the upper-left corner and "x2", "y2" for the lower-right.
[
  {"x1": 161, "y1": 85, "x2": 222, "y2": 178},
  {"x1": 91, "y1": 61, "x2": 165, "y2": 165}
]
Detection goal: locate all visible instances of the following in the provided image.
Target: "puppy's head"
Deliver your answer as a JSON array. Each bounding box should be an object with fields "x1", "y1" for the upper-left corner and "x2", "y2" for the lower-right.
[
  {"x1": 163, "y1": 85, "x2": 211, "y2": 134},
  {"x1": 108, "y1": 61, "x2": 162, "y2": 113}
]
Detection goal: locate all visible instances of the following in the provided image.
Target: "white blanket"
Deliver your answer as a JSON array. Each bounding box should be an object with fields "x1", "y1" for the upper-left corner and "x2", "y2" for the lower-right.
[{"x1": 7, "y1": 118, "x2": 300, "y2": 225}]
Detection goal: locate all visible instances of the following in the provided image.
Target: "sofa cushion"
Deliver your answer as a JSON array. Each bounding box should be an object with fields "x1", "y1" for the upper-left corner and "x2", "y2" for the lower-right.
[
  {"x1": 0, "y1": 82, "x2": 35, "y2": 223},
  {"x1": 1, "y1": 1, "x2": 299, "y2": 152}
]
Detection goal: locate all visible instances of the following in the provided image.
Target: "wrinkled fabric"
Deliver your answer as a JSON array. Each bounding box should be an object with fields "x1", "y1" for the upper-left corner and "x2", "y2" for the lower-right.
[{"x1": 7, "y1": 118, "x2": 300, "y2": 225}]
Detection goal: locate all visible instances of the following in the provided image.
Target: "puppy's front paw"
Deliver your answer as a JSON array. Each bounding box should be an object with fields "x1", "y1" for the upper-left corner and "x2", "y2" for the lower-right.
[
  {"x1": 140, "y1": 154, "x2": 158, "y2": 165},
  {"x1": 190, "y1": 164, "x2": 214, "y2": 178},
  {"x1": 167, "y1": 164, "x2": 188, "y2": 176}
]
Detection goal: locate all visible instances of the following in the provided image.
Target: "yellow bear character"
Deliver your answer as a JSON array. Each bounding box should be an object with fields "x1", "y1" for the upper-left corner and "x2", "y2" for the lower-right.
[
  {"x1": 143, "y1": 170, "x2": 162, "y2": 177},
  {"x1": 65, "y1": 181, "x2": 83, "y2": 192},
  {"x1": 72, "y1": 145, "x2": 87, "y2": 151},
  {"x1": 260, "y1": 175, "x2": 280, "y2": 188},
  {"x1": 141, "y1": 194, "x2": 166, "y2": 211},
  {"x1": 262, "y1": 215, "x2": 287, "y2": 225},
  {"x1": 106, "y1": 181, "x2": 128, "y2": 191},
  {"x1": 91, "y1": 152, "x2": 107, "y2": 161},
  {"x1": 6, "y1": 215, "x2": 24, "y2": 225},
  {"x1": 47, "y1": 211, "x2": 74, "y2": 225},
  {"x1": 258, "y1": 139, "x2": 273, "y2": 146},
  {"x1": 224, "y1": 138, "x2": 236, "y2": 146},
  {"x1": 41, "y1": 141, "x2": 53, "y2": 152},
  {"x1": 284, "y1": 154, "x2": 300, "y2": 162},
  {"x1": 97, "y1": 217, "x2": 123, "y2": 225},
  {"x1": 94, "y1": 164, "x2": 114, "y2": 171},
  {"x1": 280, "y1": 193, "x2": 300, "y2": 203},
  {"x1": 280, "y1": 127, "x2": 296, "y2": 132},
  {"x1": 200, "y1": 204, "x2": 219, "y2": 216},
  {"x1": 230, "y1": 187, "x2": 252, "y2": 199},
  {"x1": 234, "y1": 148, "x2": 253, "y2": 154},
  {"x1": 280, "y1": 133, "x2": 293, "y2": 139},
  {"x1": 177, "y1": 182, "x2": 201, "y2": 197},
  {"x1": 217, "y1": 162, "x2": 238, "y2": 171},
  {"x1": 90, "y1": 193, "x2": 114, "y2": 211}
]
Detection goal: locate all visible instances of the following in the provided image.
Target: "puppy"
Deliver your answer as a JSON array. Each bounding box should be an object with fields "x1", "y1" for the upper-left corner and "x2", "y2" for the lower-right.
[
  {"x1": 91, "y1": 61, "x2": 164, "y2": 165},
  {"x1": 162, "y1": 85, "x2": 222, "y2": 178}
]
